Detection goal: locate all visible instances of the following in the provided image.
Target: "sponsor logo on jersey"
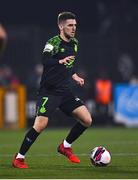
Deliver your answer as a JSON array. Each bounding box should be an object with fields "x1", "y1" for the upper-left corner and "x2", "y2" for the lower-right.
[{"x1": 75, "y1": 97, "x2": 80, "y2": 101}]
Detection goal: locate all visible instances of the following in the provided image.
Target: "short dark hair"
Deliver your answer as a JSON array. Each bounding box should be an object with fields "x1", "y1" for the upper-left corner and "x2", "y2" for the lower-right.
[{"x1": 57, "y1": 12, "x2": 76, "y2": 24}]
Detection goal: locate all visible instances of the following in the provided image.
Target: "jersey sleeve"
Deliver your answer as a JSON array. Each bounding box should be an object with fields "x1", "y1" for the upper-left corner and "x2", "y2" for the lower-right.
[
  {"x1": 43, "y1": 43, "x2": 54, "y2": 55},
  {"x1": 0, "y1": 39, "x2": 4, "y2": 55},
  {"x1": 42, "y1": 36, "x2": 61, "y2": 66},
  {"x1": 72, "y1": 60, "x2": 78, "y2": 75},
  {"x1": 42, "y1": 43, "x2": 59, "y2": 65},
  {"x1": 71, "y1": 38, "x2": 79, "y2": 75}
]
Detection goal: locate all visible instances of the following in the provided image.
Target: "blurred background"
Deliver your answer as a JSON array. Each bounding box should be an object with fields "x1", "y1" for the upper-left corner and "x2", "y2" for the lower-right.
[{"x1": 0, "y1": 0, "x2": 138, "y2": 129}]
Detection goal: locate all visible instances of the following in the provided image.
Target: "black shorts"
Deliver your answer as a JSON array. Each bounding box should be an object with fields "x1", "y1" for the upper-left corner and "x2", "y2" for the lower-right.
[{"x1": 36, "y1": 92, "x2": 84, "y2": 118}]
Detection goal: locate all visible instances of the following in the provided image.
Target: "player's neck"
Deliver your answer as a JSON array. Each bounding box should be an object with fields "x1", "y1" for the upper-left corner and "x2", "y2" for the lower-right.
[{"x1": 60, "y1": 33, "x2": 71, "y2": 42}]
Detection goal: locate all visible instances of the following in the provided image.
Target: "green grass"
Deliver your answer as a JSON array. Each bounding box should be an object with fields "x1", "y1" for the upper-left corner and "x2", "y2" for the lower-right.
[{"x1": 0, "y1": 127, "x2": 138, "y2": 179}]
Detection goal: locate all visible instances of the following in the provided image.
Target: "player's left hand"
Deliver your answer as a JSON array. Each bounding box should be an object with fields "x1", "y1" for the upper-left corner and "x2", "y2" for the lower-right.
[
  {"x1": 72, "y1": 73, "x2": 84, "y2": 86},
  {"x1": 0, "y1": 25, "x2": 7, "y2": 40},
  {"x1": 0, "y1": 24, "x2": 7, "y2": 56}
]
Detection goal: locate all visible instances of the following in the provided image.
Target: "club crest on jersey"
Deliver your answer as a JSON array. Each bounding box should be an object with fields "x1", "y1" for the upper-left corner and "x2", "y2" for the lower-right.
[{"x1": 60, "y1": 48, "x2": 65, "y2": 52}]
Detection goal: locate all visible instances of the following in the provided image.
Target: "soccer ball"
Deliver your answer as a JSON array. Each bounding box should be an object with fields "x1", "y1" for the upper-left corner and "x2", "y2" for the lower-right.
[{"x1": 90, "y1": 146, "x2": 111, "y2": 167}]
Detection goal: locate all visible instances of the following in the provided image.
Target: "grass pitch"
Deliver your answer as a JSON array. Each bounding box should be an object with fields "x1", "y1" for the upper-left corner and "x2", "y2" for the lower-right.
[{"x1": 0, "y1": 127, "x2": 138, "y2": 179}]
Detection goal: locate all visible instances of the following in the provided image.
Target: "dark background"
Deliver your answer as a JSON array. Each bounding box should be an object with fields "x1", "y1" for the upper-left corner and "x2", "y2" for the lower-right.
[
  {"x1": 1, "y1": 0, "x2": 138, "y2": 82},
  {"x1": 0, "y1": 0, "x2": 138, "y2": 126}
]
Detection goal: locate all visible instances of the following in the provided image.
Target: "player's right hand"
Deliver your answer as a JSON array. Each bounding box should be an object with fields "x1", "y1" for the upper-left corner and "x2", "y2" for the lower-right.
[{"x1": 59, "y1": 56, "x2": 75, "y2": 65}]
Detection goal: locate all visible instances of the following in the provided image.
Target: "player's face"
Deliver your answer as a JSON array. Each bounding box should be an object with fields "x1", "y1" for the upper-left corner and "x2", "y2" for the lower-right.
[{"x1": 61, "y1": 19, "x2": 77, "y2": 39}]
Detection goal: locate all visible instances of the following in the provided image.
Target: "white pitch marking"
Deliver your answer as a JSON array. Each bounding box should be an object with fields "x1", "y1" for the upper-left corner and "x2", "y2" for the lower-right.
[{"x1": 0, "y1": 153, "x2": 138, "y2": 157}]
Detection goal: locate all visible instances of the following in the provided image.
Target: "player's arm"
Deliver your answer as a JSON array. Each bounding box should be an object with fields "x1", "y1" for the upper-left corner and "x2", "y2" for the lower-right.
[
  {"x1": 0, "y1": 24, "x2": 7, "y2": 56},
  {"x1": 71, "y1": 39, "x2": 82, "y2": 84},
  {"x1": 72, "y1": 73, "x2": 84, "y2": 86},
  {"x1": 59, "y1": 56, "x2": 75, "y2": 65},
  {"x1": 42, "y1": 43, "x2": 59, "y2": 65},
  {"x1": 42, "y1": 43, "x2": 75, "y2": 66}
]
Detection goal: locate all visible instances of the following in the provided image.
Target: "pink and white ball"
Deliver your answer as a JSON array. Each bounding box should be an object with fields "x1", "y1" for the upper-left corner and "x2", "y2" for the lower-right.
[{"x1": 90, "y1": 146, "x2": 111, "y2": 167}]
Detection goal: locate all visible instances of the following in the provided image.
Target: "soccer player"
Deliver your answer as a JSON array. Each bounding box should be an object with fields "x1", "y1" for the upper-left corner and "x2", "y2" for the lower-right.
[
  {"x1": 12, "y1": 12, "x2": 92, "y2": 168},
  {"x1": 0, "y1": 24, "x2": 7, "y2": 57}
]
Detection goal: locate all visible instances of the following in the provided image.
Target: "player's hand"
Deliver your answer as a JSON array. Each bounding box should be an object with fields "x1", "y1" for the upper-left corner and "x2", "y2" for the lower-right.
[
  {"x1": 59, "y1": 56, "x2": 75, "y2": 65},
  {"x1": 0, "y1": 25, "x2": 7, "y2": 40},
  {"x1": 72, "y1": 73, "x2": 85, "y2": 86},
  {"x1": 0, "y1": 25, "x2": 7, "y2": 56}
]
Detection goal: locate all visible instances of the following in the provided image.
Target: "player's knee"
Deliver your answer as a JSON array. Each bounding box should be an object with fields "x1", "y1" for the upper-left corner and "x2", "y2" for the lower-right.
[
  {"x1": 37, "y1": 123, "x2": 47, "y2": 132},
  {"x1": 33, "y1": 116, "x2": 48, "y2": 133},
  {"x1": 84, "y1": 116, "x2": 92, "y2": 127}
]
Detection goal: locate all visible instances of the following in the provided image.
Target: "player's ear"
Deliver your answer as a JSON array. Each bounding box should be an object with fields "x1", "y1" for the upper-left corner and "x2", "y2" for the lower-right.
[{"x1": 58, "y1": 23, "x2": 63, "y2": 31}]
